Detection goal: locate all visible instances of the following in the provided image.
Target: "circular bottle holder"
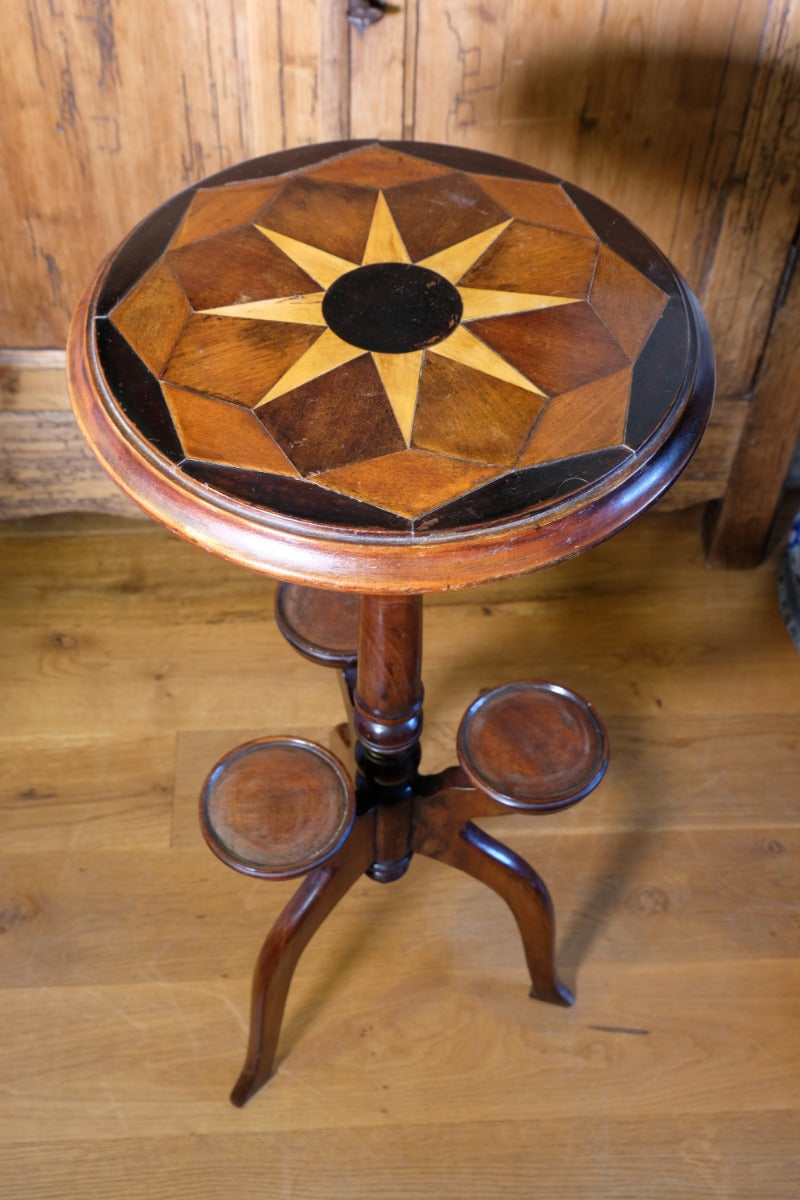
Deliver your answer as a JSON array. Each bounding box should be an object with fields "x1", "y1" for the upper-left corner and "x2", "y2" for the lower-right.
[
  {"x1": 200, "y1": 737, "x2": 356, "y2": 879},
  {"x1": 457, "y1": 681, "x2": 609, "y2": 813},
  {"x1": 275, "y1": 582, "x2": 359, "y2": 668}
]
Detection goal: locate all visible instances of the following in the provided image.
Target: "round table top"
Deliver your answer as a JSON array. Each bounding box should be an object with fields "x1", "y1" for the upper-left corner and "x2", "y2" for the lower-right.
[{"x1": 68, "y1": 140, "x2": 714, "y2": 592}]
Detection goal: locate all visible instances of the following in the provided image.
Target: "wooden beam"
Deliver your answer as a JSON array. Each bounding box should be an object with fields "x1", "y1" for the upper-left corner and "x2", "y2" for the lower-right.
[
  {"x1": 659, "y1": 395, "x2": 747, "y2": 512},
  {"x1": 0, "y1": 349, "x2": 140, "y2": 520},
  {"x1": 706, "y1": 243, "x2": 800, "y2": 566}
]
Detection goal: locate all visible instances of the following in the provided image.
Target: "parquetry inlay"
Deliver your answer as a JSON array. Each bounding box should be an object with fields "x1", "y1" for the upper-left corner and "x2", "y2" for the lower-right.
[{"x1": 101, "y1": 143, "x2": 680, "y2": 530}]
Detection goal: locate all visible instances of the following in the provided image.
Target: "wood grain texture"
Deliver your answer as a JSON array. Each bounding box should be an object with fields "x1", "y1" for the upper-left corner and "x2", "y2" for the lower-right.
[
  {"x1": 162, "y1": 316, "x2": 323, "y2": 408},
  {"x1": 706, "y1": 243, "x2": 800, "y2": 566},
  {"x1": 0, "y1": 407, "x2": 141, "y2": 520},
  {"x1": 169, "y1": 225, "x2": 319, "y2": 310},
  {"x1": 410, "y1": 0, "x2": 789, "y2": 371},
  {"x1": 459, "y1": 221, "x2": 598, "y2": 299},
  {"x1": 700, "y1": 2, "x2": 800, "y2": 397},
  {"x1": 1, "y1": 503, "x2": 799, "y2": 1195},
  {"x1": 316, "y1": 449, "x2": 501, "y2": 520},
  {"x1": 456, "y1": 681, "x2": 608, "y2": 810},
  {"x1": 275, "y1": 582, "x2": 359, "y2": 666},
  {"x1": 1, "y1": 1116, "x2": 798, "y2": 1200},
  {"x1": 349, "y1": 2, "x2": 406, "y2": 140},
  {"x1": 201, "y1": 737, "x2": 355, "y2": 879},
  {"x1": 468, "y1": 304, "x2": 631, "y2": 395},
  {"x1": 411, "y1": 353, "x2": 545, "y2": 465},
  {"x1": 519, "y1": 368, "x2": 631, "y2": 466},
  {"x1": 0, "y1": 1, "x2": 268, "y2": 346}
]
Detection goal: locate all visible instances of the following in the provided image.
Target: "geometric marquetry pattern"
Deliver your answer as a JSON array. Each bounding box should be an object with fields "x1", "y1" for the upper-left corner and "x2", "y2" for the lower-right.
[{"x1": 96, "y1": 142, "x2": 687, "y2": 534}]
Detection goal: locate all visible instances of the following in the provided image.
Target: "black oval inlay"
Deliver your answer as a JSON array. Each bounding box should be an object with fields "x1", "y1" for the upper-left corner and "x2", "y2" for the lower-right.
[{"x1": 322, "y1": 262, "x2": 463, "y2": 354}]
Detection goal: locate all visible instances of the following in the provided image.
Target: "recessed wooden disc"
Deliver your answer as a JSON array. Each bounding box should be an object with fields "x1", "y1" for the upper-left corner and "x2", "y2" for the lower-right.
[
  {"x1": 457, "y1": 681, "x2": 609, "y2": 812},
  {"x1": 200, "y1": 737, "x2": 355, "y2": 878},
  {"x1": 275, "y1": 582, "x2": 359, "y2": 667}
]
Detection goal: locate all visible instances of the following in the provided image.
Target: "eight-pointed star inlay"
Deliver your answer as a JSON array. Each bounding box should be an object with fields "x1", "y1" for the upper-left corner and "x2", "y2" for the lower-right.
[{"x1": 198, "y1": 192, "x2": 578, "y2": 444}]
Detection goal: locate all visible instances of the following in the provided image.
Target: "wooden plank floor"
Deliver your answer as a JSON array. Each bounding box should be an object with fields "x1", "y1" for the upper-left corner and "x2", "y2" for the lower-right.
[{"x1": 1, "y1": 504, "x2": 798, "y2": 1199}]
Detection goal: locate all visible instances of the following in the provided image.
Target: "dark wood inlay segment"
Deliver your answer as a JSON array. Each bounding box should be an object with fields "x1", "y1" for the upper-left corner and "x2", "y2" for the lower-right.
[
  {"x1": 163, "y1": 316, "x2": 323, "y2": 408},
  {"x1": 418, "y1": 447, "x2": 632, "y2": 531},
  {"x1": 627, "y1": 296, "x2": 690, "y2": 447},
  {"x1": 469, "y1": 304, "x2": 630, "y2": 395},
  {"x1": 95, "y1": 188, "x2": 195, "y2": 315},
  {"x1": 94, "y1": 319, "x2": 183, "y2": 463},
  {"x1": 259, "y1": 353, "x2": 405, "y2": 476},
  {"x1": 460, "y1": 222, "x2": 599, "y2": 298},
  {"x1": 323, "y1": 263, "x2": 463, "y2": 353},
  {"x1": 383, "y1": 172, "x2": 510, "y2": 263},
  {"x1": 181, "y1": 461, "x2": 411, "y2": 530},
  {"x1": 169, "y1": 225, "x2": 318, "y2": 311},
  {"x1": 562, "y1": 181, "x2": 677, "y2": 294}
]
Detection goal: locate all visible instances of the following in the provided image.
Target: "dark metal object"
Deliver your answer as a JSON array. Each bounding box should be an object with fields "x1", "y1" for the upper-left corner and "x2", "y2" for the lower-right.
[{"x1": 347, "y1": 1, "x2": 385, "y2": 29}]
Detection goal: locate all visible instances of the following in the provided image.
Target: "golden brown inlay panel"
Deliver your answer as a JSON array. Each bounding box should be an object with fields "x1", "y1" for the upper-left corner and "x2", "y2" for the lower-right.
[
  {"x1": 170, "y1": 181, "x2": 282, "y2": 249},
  {"x1": 316, "y1": 450, "x2": 502, "y2": 519}
]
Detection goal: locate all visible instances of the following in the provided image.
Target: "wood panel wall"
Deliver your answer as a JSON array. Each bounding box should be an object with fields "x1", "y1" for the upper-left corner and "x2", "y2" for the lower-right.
[{"x1": 2, "y1": 0, "x2": 798, "y2": 528}]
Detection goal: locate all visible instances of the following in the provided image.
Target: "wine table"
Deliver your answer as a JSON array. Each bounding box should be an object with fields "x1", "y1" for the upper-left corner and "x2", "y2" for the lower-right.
[{"x1": 68, "y1": 140, "x2": 714, "y2": 1104}]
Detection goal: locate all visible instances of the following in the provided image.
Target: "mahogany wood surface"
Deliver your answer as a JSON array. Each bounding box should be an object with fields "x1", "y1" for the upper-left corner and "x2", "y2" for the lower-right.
[
  {"x1": 230, "y1": 809, "x2": 376, "y2": 1107},
  {"x1": 354, "y1": 594, "x2": 423, "y2": 781},
  {"x1": 275, "y1": 582, "x2": 359, "y2": 668},
  {"x1": 415, "y1": 816, "x2": 573, "y2": 1009},
  {"x1": 67, "y1": 140, "x2": 715, "y2": 593},
  {"x1": 457, "y1": 681, "x2": 609, "y2": 811},
  {"x1": 200, "y1": 738, "x2": 355, "y2": 880}
]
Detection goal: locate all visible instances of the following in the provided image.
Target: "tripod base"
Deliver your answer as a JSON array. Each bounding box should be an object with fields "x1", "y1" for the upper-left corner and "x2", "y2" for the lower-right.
[
  {"x1": 199, "y1": 590, "x2": 608, "y2": 1105},
  {"x1": 229, "y1": 774, "x2": 574, "y2": 1107}
]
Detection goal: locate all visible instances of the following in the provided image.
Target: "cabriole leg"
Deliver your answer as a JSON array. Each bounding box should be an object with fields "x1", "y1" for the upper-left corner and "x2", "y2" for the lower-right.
[
  {"x1": 231, "y1": 812, "x2": 374, "y2": 1107},
  {"x1": 415, "y1": 812, "x2": 573, "y2": 1007}
]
